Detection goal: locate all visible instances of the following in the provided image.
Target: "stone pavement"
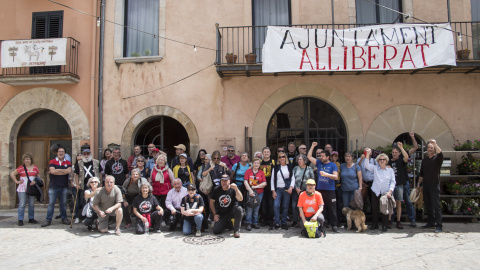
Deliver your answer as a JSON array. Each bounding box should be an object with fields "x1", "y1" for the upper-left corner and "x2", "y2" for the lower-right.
[{"x1": 0, "y1": 208, "x2": 479, "y2": 270}]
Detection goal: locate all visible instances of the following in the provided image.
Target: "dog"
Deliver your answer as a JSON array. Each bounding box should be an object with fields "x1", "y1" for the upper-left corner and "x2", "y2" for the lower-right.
[{"x1": 342, "y1": 207, "x2": 368, "y2": 232}]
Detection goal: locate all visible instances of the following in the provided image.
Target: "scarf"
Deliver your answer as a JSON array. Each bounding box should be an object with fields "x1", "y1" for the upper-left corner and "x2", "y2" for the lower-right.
[{"x1": 154, "y1": 165, "x2": 167, "y2": 183}]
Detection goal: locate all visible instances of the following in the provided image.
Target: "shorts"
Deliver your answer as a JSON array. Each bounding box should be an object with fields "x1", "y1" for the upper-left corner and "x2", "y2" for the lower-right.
[
  {"x1": 393, "y1": 185, "x2": 404, "y2": 201},
  {"x1": 97, "y1": 212, "x2": 117, "y2": 231}
]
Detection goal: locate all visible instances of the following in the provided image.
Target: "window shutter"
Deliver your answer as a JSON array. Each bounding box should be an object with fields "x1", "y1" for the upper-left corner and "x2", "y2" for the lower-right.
[{"x1": 31, "y1": 11, "x2": 64, "y2": 74}]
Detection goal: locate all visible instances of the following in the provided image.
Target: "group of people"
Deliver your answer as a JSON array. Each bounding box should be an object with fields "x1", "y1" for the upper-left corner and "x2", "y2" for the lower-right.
[{"x1": 11, "y1": 133, "x2": 445, "y2": 237}]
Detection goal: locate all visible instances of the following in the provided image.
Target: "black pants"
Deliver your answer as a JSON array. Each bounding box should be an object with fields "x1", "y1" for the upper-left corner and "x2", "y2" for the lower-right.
[
  {"x1": 135, "y1": 211, "x2": 163, "y2": 234},
  {"x1": 318, "y1": 190, "x2": 338, "y2": 227},
  {"x1": 261, "y1": 184, "x2": 274, "y2": 224},
  {"x1": 371, "y1": 192, "x2": 388, "y2": 228},
  {"x1": 335, "y1": 186, "x2": 345, "y2": 223},
  {"x1": 423, "y1": 183, "x2": 442, "y2": 227},
  {"x1": 213, "y1": 205, "x2": 244, "y2": 234},
  {"x1": 164, "y1": 208, "x2": 183, "y2": 229}
]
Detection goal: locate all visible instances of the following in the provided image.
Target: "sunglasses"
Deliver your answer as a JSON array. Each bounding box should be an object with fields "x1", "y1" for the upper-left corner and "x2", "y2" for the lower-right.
[
  {"x1": 277, "y1": 150, "x2": 285, "y2": 152},
  {"x1": 213, "y1": 157, "x2": 220, "y2": 160},
  {"x1": 378, "y1": 159, "x2": 387, "y2": 161},
  {"x1": 137, "y1": 160, "x2": 145, "y2": 162},
  {"x1": 227, "y1": 150, "x2": 235, "y2": 152}
]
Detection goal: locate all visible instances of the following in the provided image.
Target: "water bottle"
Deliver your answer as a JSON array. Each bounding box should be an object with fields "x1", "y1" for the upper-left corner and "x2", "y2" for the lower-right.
[{"x1": 145, "y1": 221, "x2": 149, "y2": 234}]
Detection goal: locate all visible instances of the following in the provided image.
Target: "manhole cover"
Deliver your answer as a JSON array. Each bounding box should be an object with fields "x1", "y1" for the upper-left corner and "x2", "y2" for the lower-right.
[{"x1": 183, "y1": 235, "x2": 225, "y2": 245}]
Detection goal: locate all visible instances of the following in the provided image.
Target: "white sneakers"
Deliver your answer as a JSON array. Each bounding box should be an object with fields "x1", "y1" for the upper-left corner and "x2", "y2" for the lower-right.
[
  {"x1": 74, "y1": 218, "x2": 80, "y2": 224},
  {"x1": 195, "y1": 230, "x2": 201, "y2": 237}
]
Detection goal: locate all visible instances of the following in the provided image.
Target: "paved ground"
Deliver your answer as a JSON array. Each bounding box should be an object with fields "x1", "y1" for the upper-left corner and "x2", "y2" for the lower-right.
[{"x1": 0, "y1": 208, "x2": 479, "y2": 270}]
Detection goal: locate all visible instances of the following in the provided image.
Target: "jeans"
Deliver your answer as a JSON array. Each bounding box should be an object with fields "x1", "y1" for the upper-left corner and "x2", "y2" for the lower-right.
[
  {"x1": 273, "y1": 188, "x2": 291, "y2": 225},
  {"x1": 46, "y1": 187, "x2": 68, "y2": 221},
  {"x1": 17, "y1": 192, "x2": 35, "y2": 221},
  {"x1": 183, "y1": 214, "x2": 204, "y2": 235},
  {"x1": 342, "y1": 190, "x2": 355, "y2": 209},
  {"x1": 245, "y1": 192, "x2": 264, "y2": 225},
  {"x1": 403, "y1": 183, "x2": 415, "y2": 222}
]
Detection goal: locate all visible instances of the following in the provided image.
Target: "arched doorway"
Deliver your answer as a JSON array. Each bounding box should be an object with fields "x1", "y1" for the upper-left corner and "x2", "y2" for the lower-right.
[
  {"x1": 17, "y1": 110, "x2": 72, "y2": 203},
  {"x1": 134, "y1": 116, "x2": 190, "y2": 162},
  {"x1": 267, "y1": 97, "x2": 347, "y2": 154}
]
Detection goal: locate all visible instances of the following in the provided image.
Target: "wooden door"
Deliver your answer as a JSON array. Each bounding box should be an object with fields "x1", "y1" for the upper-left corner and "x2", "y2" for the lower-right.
[{"x1": 17, "y1": 139, "x2": 47, "y2": 204}]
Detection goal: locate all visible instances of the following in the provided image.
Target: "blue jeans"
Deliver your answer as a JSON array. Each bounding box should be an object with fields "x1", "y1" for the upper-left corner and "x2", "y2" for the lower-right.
[
  {"x1": 183, "y1": 214, "x2": 204, "y2": 235},
  {"x1": 245, "y1": 192, "x2": 264, "y2": 225},
  {"x1": 273, "y1": 188, "x2": 291, "y2": 225},
  {"x1": 17, "y1": 192, "x2": 35, "y2": 221},
  {"x1": 403, "y1": 183, "x2": 415, "y2": 222},
  {"x1": 342, "y1": 190, "x2": 355, "y2": 209},
  {"x1": 46, "y1": 187, "x2": 68, "y2": 221}
]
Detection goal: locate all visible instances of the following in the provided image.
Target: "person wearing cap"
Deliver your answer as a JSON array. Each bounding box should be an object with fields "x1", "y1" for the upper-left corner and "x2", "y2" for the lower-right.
[
  {"x1": 221, "y1": 145, "x2": 241, "y2": 170},
  {"x1": 298, "y1": 179, "x2": 325, "y2": 237},
  {"x1": 181, "y1": 183, "x2": 205, "y2": 236},
  {"x1": 127, "y1": 145, "x2": 145, "y2": 171},
  {"x1": 146, "y1": 148, "x2": 161, "y2": 172},
  {"x1": 291, "y1": 154, "x2": 315, "y2": 228},
  {"x1": 210, "y1": 174, "x2": 244, "y2": 238},
  {"x1": 73, "y1": 147, "x2": 101, "y2": 224},
  {"x1": 165, "y1": 178, "x2": 188, "y2": 231},
  {"x1": 173, "y1": 153, "x2": 195, "y2": 188},
  {"x1": 171, "y1": 144, "x2": 194, "y2": 171},
  {"x1": 146, "y1": 143, "x2": 156, "y2": 161}
]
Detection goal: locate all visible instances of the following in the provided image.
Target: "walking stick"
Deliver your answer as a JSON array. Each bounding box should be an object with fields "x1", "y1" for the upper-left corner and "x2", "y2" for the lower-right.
[{"x1": 70, "y1": 185, "x2": 80, "y2": 228}]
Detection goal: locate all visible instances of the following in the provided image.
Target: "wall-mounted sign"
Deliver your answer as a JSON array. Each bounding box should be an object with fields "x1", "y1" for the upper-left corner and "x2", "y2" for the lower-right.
[
  {"x1": 1, "y1": 38, "x2": 67, "y2": 68},
  {"x1": 262, "y1": 23, "x2": 456, "y2": 73}
]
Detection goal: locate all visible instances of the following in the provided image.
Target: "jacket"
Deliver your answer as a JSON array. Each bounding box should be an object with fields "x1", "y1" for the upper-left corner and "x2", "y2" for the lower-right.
[
  {"x1": 77, "y1": 159, "x2": 100, "y2": 189},
  {"x1": 33, "y1": 177, "x2": 44, "y2": 202},
  {"x1": 172, "y1": 165, "x2": 193, "y2": 184},
  {"x1": 380, "y1": 193, "x2": 396, "y2": 215}
]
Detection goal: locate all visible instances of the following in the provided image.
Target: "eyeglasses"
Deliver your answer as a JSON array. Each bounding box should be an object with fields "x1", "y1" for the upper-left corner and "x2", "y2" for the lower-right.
[
  {"x1": 213, "y1": 157, "x2": 220, "y2": 160},
  {"x1": 277, "y1": 150, "x2": 285, "y2": 152},
  {"x1": 137, "y1": 160, "x2": 145, "y2": 162},
  {"x1": 227, "y1": 150, "x2": 235, "y2": 153},
  {"x1": 378, "y1": 159, "x2": 387, "y2": 161},
  {"x1": 299, "y1": 148, "x2": 307, "y2": 150}
]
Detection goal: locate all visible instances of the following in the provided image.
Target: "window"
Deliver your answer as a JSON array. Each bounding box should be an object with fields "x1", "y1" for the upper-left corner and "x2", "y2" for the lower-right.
[
  {"x1": 356, "y1": 0, "x2": 402, "y2": 25},
  {"x1": 124, "y1": 0, "x2": 159, "y2": 57},
  {"x1": 31, "y1": 11, "x2": 63, "y2": 74},
  {"x1": 252, "y1": 0, "x2": 291, "y2": 61}
]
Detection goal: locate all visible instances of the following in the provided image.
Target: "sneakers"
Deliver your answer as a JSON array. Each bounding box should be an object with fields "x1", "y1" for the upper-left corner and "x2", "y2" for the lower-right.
[
  {"x1": 246, "y1": 224, "x2": 252, "y2": 231},
  {"x1": 55, "y1": 214, "x2": 61, "y2": 219},
  {"x1": 156, "y1": 229, "x2": 162, "y2": 233},
  {"x1": 421, "y1": 223, "x2": 436, "y2": 229},
  {"x1": 274, "y1": 224, "x2": 281, "y2": 230},
  {"x1": 396, "y1": 221, "x2": 403, "y2": 229},
  {"x1": 74, "y1": 218, "x2": 80, "y2": 224},
  {"x1": 18, "y1": 220, "x2": 24, "y2": 226},
  {"x1": 435, "y1": 226, "x2": 442, "y2": 233},
  {"x1": 290, "y1": 222, "x2": 298, "y2": 228},
  {"x1": 332, "y1": 226, "x2": 340, "y2": 233},
  {"x1": 87, "y1": 225, "x2": 93, "y2": 231},
  {"x1": 195, "y1": 230, "x2": 201, "y2": 237},
  {"x1": 281, "y1": 224, "x2": 288, "y2": 230},
  {"x1": 386, "y1": 221, "x2": 392, "y2": 229},
  {"x1": 409, "y1": 221, "x2": 417, "y2": 227},
  {"x1": 161, "y1": 221, "x2": 166, "y2": 227},
  {"x1": 62, "y1": 218, "x2": 70, "y2": 225},
  {"x1": 28, "y1": 219, "x2": 38, "y2": 224},
  {"x1": 115, "y1": 227, "x2": 121, "y2": 236},
  {"x1": 234, "y1": 231, "x2": 240, "y2": 238},
  {"x1": 41, "y1": 220, "x2": 51, "y2": 227},
  {"x1": 252, "y1": 224, "x2": 260, "y2": 229},
  {"x1": 381, "y1": 226, "x2": 388, "y2": 232}
]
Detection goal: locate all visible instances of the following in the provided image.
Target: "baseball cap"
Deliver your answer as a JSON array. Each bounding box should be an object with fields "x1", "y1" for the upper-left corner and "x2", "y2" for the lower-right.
[
  {"x1": 174, "y1": 144, "x2": 186, "y2": 151},
  {"x1": 179, "y1": 153, "x2": 188, "y2": 159},
  {"x1": 152, "y1": 148, "x2": 160, "y2": 153},
  {"x1": 306, "y1": 179, "x2": 316, "y2": 185},
  {"x1": 187, "y1": 183, "x2": 196, "y2": 190},
  {"x1": 331, "y1": 151, "x2": 339, "y2": 156},
  {"x1": 82, "y1": 149, "x2": 91, "y2": 154},
  {"x1": 221, "y1": 175, "x2": 230, "y2": 181}
]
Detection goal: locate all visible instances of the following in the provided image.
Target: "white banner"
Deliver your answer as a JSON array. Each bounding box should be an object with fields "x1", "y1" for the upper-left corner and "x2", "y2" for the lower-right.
[
  {"x1": 1, "y1": 38, "x2": 67, "y2": 68},
  {"x1": 262, "y1": 24, "x2": 456, "y2": 73}
]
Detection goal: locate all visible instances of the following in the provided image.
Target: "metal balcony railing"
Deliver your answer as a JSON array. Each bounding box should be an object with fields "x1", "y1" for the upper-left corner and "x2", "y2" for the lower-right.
[
  {"x1": 215, "y1": 22, "x2": 480, "y2": 65},
  {"x1": 0, "y1": 37, "x2": 80, "y2": 78}
]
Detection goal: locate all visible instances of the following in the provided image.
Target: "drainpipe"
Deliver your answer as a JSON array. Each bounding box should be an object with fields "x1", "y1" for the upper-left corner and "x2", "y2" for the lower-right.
[
  {"x1": 447, "y1": 0, "x2": 451, "y2": 23},
  {"x1": 331, "y1": 0, "x2": 335, "y2": 28},
  {"x1": 98, "y1": 0, "x2": 105, "y2": 159}
]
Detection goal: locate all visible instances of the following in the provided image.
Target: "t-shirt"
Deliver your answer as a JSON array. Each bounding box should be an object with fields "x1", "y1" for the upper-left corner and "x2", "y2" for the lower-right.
[
  {"x1": 104, "y1": 158, "x2": 129, "y2": 186},
  {"x1": 388, "y1": 154, "x2": 408, "y2": 186},
  {"x1": 297, "y1": 191, "x2": 324, "y2": 218},
  {"x1": 211, "y1": 186, "x2": 238, "y2": 216},
  {"x1": 93, "y1": 186, "x2": 123, "y2": 212},
  {"x1": 74, "y1": 160, "x2": 95, "y2": 190},
  {"x1": 244, "y1": 169, "x2": 266, "y2": 194},
  {"x1": 177, "y1": 167, "x2": 191, "y2": 185},
  {"x1": 232, "y1": 162, "x2": 250, "y2": 186},
  {"x1": 221, "y1": 155, "x2": 241, "y2": 170},
  {"x1": 49, "y1": 158, "x2": 72, "y2": 188},
  {"x1": 260, "y1": 159, "x2": 275, "y2": 188},
  {"x1": 419, "y1": 152, "x2": 444, "y2": 184},
  {"x1": 287, "y1": 152, "x2": 297, "y2": 167},
  {"x1": 315, "y1": 160, "x2": 338, "y2": 191},
  {"x1": 181, "y1": 194, "x2": 205, "y2": 221},
  {"x1": 15, "y1": 165, "x2": 40, "y2": 192},
  {"x1": 339, "y1": 163, "x2": 362, "y2": 191},
  {"x1": 132, "y1": 195, "x2": 159, "y2": 215}
]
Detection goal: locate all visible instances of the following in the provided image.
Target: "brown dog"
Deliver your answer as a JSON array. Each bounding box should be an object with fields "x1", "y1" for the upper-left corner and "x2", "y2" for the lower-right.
[{"x1": 342, "y1": 207, "x2": 368, "y2": 232}]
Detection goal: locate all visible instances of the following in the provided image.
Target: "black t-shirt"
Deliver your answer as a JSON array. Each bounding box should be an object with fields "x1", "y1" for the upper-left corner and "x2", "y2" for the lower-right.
[
  {"x1": 260, "y1": 159, "x2": 275, "y2": 188},
  {"x1": 177, "y1": 167, "x2": 191, "y2": 185},
  {"x1": 287, "y1": 152, "x2": 297, "y2": 168},
  {"x1": 388, "y1": 154, "x2": 408, "y2": 186},
  {"x1": 104, "y1": 158, "x2": 129, "y2": 186},
  {"x1": 211, "y1": 186, "x2": 237, "y2": 216},
  {"x1": 74, "y1": 160, "x2": 96, "y2": 190},
  {"x1": 132, "y1": 195, "x2": 160, "y2": 215},
  {"x1": 181, "y1": 194, "x2": 205, "y2": 221}
]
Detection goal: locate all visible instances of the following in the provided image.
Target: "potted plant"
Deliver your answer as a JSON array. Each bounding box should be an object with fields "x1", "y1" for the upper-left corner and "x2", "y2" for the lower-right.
[
  {"x1": 461, "y1": 198, "x2": 479, "y2": 215},
  {"x1": 473, "y1": 139, "x2": 480, "y2": 150},
  {"x1": 245, "y1": 52, "x2": 257, "y2": 64},
  {"x1": 225, "y1": 53, "x2": 237, "y2": 64},
  {"x1": 456, "y1": 49, "x2": 470, "y2": 60},
  {"x1": 446, "y1": 180, "x2": 461, "y2": 194}
]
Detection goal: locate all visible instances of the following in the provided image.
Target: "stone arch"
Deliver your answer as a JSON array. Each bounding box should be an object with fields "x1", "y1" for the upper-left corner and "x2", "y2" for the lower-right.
[
  {"x1": 120, "y1": 105, "x2": 199, "y2": 158},
  {"x1": 0, "y1": 87, "x2": 90, "y2": 207},
  {"x1": 252, "y1": 82, "x2": 363, "y2": 152},
  {"x1": 365, "y1": 105, "x2": 454, "y2": 149}
]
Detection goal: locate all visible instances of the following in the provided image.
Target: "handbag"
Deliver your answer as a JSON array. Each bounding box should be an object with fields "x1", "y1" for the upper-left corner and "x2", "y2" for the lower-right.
[
  {"x1": 301, "y1": 220, "x2": 325, "y2": 238},
  {"x1": 199, "y1": 164, "x2": 214, "y2": 194},
  {"x1": 246, "y1": 190, "x2": 261, "y2": 208},
  {"x1": 24, "y1": 165, "x2": 41, "y2": 197},
  {"x1": 82, "y1": 201, "x2": 94, "y2": 218}
]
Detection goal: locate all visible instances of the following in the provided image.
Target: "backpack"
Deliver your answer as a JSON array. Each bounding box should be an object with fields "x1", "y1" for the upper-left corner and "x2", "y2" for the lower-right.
[{"x1": 301, "y1": 221, "x2": 326, "y2": 238}]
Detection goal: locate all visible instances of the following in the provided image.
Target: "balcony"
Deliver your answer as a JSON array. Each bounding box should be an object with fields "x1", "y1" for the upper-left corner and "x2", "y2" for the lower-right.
[
  {"x1": 0, "y1": 37, "x2": 80, "y2": 85},
  {"x1": 215, "y1": 22, "x2": 480, "y2": 77}
]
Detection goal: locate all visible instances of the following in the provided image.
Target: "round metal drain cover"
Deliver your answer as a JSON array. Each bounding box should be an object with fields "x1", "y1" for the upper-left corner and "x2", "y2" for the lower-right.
[{"x1": 183, "y1": 235, "x2": 225, "y2": 245}]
